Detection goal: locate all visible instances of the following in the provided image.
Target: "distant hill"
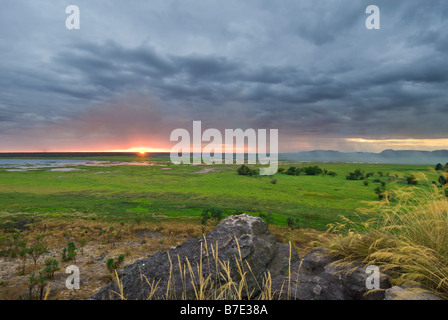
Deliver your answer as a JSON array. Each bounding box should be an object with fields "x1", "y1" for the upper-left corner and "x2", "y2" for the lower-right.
[{"x1": 280, "y1": 149, "x2": 448, "y2": 165}]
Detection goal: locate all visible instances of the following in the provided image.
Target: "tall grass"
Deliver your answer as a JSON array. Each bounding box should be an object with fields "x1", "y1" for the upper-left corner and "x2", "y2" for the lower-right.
[{"x1": 325, "y1": 180, "x2": 448, "y2": 299}]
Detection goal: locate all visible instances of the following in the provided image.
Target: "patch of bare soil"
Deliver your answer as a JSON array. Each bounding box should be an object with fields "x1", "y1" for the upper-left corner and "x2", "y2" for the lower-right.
[{"x1": 0, "y1": 220, "x2": 202, "y2": 300}]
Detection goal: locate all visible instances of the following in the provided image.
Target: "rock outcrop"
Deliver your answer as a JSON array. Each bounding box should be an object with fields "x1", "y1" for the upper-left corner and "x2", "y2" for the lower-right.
[
  {"x1": 91, "y1": 214, "x2": 443, "y2": 300},
  {"x1": 271, "y1": 248, "x2": 391, "y2": 300},
  {"x1": 91, "y1": 214, "x2": 285, "y2": 300},
  {"x1": 385, "y1": 286, "x2": 444, "y2": 300}
]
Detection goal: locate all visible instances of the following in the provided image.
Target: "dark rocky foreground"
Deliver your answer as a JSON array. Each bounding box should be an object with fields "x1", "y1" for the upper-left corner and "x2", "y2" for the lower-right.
[{"x1": 90, "y1": 214, "x2": 443, "y2": 300}]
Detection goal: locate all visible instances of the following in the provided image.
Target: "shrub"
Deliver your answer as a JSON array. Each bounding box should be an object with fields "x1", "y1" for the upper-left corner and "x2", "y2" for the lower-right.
[
  {"x1": 346, "y1": 169, "x2": 364, "y2": 180},
  {"x1": 79, "y1": 237, "x2": 88, "y2": 255},
  {"x1": 286, "y1": 216, "x2": 302, "y2": 230},
  {"x1": 106, "y1": 254, "x2": 125, "y2": 273},
  {"x1": 62, "y1": 242, "x2": 77, "y2": 262},
  {"x1": 28, "y1": 273, "x2": 38, "y2": 300},
  {"x1": 443, "y1": 163, "x2": 448, "y2": 172},
  {"x1": 18, "y1": 247, "x2": 29, "y2": 275},
  {"x1": 374, "y1": 185, "x2": 386, "y2": 200},
  {"x1": 29, "y1": 236, "x2": 48, "y2": 265},
  {"x1": 237, "y1": 164, "x2": 250, "y2": 175},
  {"x1": 302, "y1": 166, "x2": 323, "y2": 176},
  {"x1": 407, "y1": 175, "x2": 418, "y2": 185},
  {"x1": 36, "y1": 271, "x2": 48, "y2": 300},
  {"x1": 439, "y1": 175, "x2": 447, "y2": 186},
  {"x1": 43, "y1": 258, "x2": 59, "y2": 279},
  {"x1": 258, "y1": 213, "x2": 274, "y2": 225},
  {"x1": 284, "y1": 166, "x2": 299, "y2": 176},
  {"x1": 232, "y1": 208, "x2": 245, "y2": 215},
  {"x1": 102, "y1": 226, "x2": 123, "y2": 247},
  {"x1": 237, "y1": 165, "x2": 258, "y2": 176},
  {"x1": 29, "y1": 271, "x2": 49, "y2": 300},
  {"x1": 201, "y1": 208, "x2": 225, "y2": 227},
  {"x1": 3, "y1": 231, "x2": 27, "y2": 259}
]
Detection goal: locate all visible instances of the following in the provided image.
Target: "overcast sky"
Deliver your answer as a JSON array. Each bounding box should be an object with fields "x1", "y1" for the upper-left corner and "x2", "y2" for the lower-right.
[{"x1": 1, "y1": 0, "x2": 447, "y2": 152}]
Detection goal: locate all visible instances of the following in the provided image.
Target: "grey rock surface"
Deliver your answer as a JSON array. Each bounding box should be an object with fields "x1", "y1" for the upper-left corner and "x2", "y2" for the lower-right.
[
  {"x1": 271, "y1": 248, "x2": 391, "y2": 300},
  {"x1": 91, "y1": 214, "x2": 281, "y2": 300},
  {"x1": 385, "y1": 286, "x2": 444, "y2": 300}
]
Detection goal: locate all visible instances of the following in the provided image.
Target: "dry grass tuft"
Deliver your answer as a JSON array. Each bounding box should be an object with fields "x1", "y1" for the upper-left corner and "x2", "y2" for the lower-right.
[{"x1": 325, "y1": 178, "x2": 448, "y2": 299}]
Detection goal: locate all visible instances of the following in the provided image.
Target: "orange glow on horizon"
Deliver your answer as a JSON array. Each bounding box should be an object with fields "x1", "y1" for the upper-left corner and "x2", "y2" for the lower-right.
[
  {"x1": 111, "y1": 146, "x2": 170, "y2": 153},
  {"x1": 0, "y1": 146, "x2": 172, "y2": 153},
  {"x1": 2, "y1": 138, "x2": 448, "y2": 154}
]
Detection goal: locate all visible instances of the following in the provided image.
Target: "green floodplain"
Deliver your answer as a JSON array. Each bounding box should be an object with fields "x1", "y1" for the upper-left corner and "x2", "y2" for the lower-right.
[{"x1": 0, "y1": 154, "x2": 441, "y2": 231}]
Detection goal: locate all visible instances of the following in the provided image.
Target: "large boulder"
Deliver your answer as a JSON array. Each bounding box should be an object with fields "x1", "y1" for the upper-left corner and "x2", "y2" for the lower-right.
[
  {"x1": 271, "y1": 248, "x2": 391, "y2": 300},
  {"x1": 91, "y1": 214, "x2": 284, "y2": 300},
  {"x1": 385, "y1": 286, "x2": 444, "y2": 300}
]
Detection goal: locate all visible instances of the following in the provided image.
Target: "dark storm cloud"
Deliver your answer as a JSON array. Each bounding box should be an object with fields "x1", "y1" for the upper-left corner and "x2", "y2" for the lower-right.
[
  {"x1": 0, "y1": 0, "x2": 448, "y2": 151},
  {"x1": 50, "y1": 38, "x2": 357, "y2": 107}
]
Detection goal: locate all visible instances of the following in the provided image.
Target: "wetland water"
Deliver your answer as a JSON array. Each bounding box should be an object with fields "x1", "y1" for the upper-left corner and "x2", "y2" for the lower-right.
[{"x1": 0, "y1": 159, "x2": 167, "y2": 171}]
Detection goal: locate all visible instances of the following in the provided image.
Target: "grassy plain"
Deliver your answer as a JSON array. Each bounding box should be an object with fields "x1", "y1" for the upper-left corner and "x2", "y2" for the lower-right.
[
  {"x1": 0, "y1": 156, "x2": 438, "y2": 230},
  {"x1": 0, "y1": 155, "x2": 442, "y2": 299}
]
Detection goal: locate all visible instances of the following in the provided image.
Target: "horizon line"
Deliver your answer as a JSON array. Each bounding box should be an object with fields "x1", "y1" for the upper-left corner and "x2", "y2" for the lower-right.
[{"x1": 0, "y1": 149, "x2": 447, "y2": 154}]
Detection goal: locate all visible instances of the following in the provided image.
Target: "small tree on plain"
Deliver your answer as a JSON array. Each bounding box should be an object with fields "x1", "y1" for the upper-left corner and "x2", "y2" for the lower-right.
[{"x1": 407, "y1": 175, "x2": 418, "y2": 185}]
